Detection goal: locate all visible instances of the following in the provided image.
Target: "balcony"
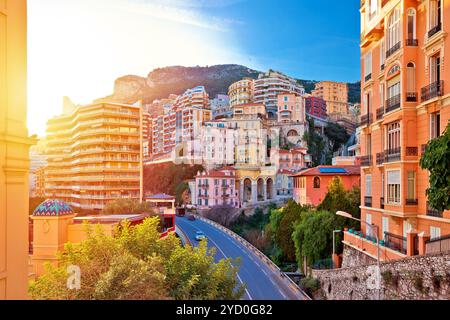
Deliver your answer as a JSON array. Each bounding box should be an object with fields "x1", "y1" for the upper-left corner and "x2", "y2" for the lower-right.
[
  {"x1": 405, "y1": 39, "x2": 418, "y2": 47},
  {"x1": 376, "y1": 107, "x2": 384, "y2": 120},
  {"x1": 427, "y1": 202, "x2": 443, "y2": 218},
  {"x1": 421, "y1": 81, "x2": 444, "y2": 102},
  {"x1": 385, "y1": 94, "x2": 401, "y2": 113},
  {"x1": 365, "y1": 73, "x2": 372, "y2": 82},
  {"x1": 428, "y1": 22, "x2": 442, "y2": 39},
  {"x1": 380, "y1": 197, "x2": 385, "y2": 209},
  {"x1": 386, "y1": 41, "x2": 401, "y2": 59},
  {"x1": 406, "y1": 92, "x2": 417, "y2": 102},
  {"x1": 406, "y1": 199, "x2": 418, "y2": 206},
  {"x1": 405, "y1": 147, "x2": 418, "y2": 157},
  {"x1": 376, "y1": 152, "x2": 385, "y2": 165},
  {"x1": 359, "y1": 114, "x2": 373, "y2": 127},
  {"x1": 385, "y1": 147, "x2": 401, "y2": 163},
  {"x1": 361, "y1": 155, "x2": 373, "y2": 167},
  {"x1": 364, "y1": 196, "x2": 373, "y2": 207},
  {"x1": 384, "y1": 232, "x2": 407, "y2": 255}
]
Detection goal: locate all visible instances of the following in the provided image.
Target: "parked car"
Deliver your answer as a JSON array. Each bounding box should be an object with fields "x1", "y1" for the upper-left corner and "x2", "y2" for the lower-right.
[
  {"x1": 195, "y1": 231, "x2": 207, "y2": 241},
  {"x1": 188, "y1": 215, "x2": 196, "y2": 221}
]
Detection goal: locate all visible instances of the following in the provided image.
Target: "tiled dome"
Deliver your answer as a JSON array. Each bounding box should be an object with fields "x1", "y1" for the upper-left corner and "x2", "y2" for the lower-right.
[{"x1": 33, "y1": 199, "x2": 74, "y2": 217}]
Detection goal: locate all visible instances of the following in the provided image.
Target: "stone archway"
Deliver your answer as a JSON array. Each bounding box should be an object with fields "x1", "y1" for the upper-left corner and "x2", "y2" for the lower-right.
[
  {"x1": 243, "y1": 178, "x2": 252, "y2": 203},
  {"x1": 266, "y1": 178, "x2": 274, "y2": 200},
  {"x1": 287, "y1": 129, "x2": 298, "y2": 137},
  {"x1": 257, "y1": 178, "x2": 264, "y2": 202}
]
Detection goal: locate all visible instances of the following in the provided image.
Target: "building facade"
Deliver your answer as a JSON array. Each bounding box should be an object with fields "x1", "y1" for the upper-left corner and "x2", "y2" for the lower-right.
[
  {"x1": 254, "y1": 71, "x2": 305, "y2": 119},
  {"x1": 44, "y1": 102, "x2": 142, "y2": 212},
  {"x1": 195, "y1": 167, "x2": 240, "y2": 209},
  {"x1": 277, "y1": 93, "x2": 306, "y2": 124},
  {"x1": 210, "y1": 94, "x2": 232, "y2": 119},
  {"x1": 0, "y1": 0, "x2": 35, "y2": 299},
  {"x1": 312, "y1": 80, "x2": 350, "y2": 117},
  {"x1": 228, "y1": 78, "x2": 254, "y2": 108},
  {"x1": 292, "y1": 166, "x2": 361, "y2": 207},
  {"x1": 305, "y1": 96, "x2": 328, "y2": 120},
  {"x1": 354, "y1": 0, "x2": 450, "y2": 262}
]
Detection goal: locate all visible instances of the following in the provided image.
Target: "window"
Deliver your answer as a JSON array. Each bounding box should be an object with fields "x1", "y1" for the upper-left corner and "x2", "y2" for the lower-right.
[
  {"x1": 387, "y1": 7, "x2": 401, "y2": 50},
  {"x1": 429, "y1": 0, "x2": 442, "y2": 32},
  {"x1": 380, "y1": 39, "x2": 386, "y2": 68},
  {"x1": 407, "y1": 9, "x2": 416, "y2": 40},
  {"x1": 364, "y1": 51, "x2": 373, "y2": 79},
  {"x1": 364, "y1": 91, "x2": 372, "y2": 114},
  {"x1": 365, "y1": 174, "x2": 372, "y2": 197},
  {"x1": 407, "y1": 171, "x2": 416, "y2": 201},
  {"x1": 387, "y1": 170, "x2": 401, "y2": 204},
  {"x1": 403, "y1": 221, "x2": 413, "y2": 237},
  {"x1": 430, "y1": 112, "x2": 441, "y2": 139},
  {"x1": 387, "y1": 122, "x2": 401, "y2": 151},
  {"x1": 387, "y1": 81, "x2": 400, "y2": 102},
  {"x1": 381, "y1": 172, "x2": 385, "y2": 197},
  {"x1": 284, "y1": 96, "x2": 288, "y2": 102},
  {"x1": 313, "y1": 177, "x2": 321, "y2": 189},
  {"x1": 406, "y1": 63, "x2": 416, "y2": 93},
  {"x1": 430, "y1": 226, "x2": 441, "y2": 241},
  {"x1": 430, "y1": 54, "x2": 441, "y2": 83},
  {"x1": 382, "y1": 217, "x2": 389, "y2": 239},
  {"x1": 379, "y1": 83, "x2": 385, "y2": 107},
  {"x1": 369, "y1": 0, "x2": 378, "y2": 19},
  {"x1": 366, "y1": 134, "x2": 372, "y2": 157}
]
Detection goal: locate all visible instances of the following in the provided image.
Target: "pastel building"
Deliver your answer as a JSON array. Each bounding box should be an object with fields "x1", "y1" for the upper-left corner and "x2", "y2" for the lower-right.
[
  {"x1": 228, "y1": 78, "x2": 254, "y2": 108},
  {"x1": 276, "y1": 169, "x2": 295, "y2": 198},
  {"x1": 43, "y1": 102, "x2": 142, "y2": 212},
  {"x1": 350, "y1": 0, "x2": 450, "y2": 262},
  {"x1": 312, "y1": 80, "x2": 350, "y2": 118},
  {"x1": 271, "y1": 148, "x2": 311, "y2": 171},
  {"x1": 305, "y1": 96, "x2": 328, "y2": 120},
  {"x1": 0, "y1": 0, "x2": 35, "y2": 299},
  {"x1": 210, "y1": 94, "x2": 232, "y2": 119},
  {"x1": 201, "y1": 120, "x2": 236, "y2": 168},
  {"x1": 292, "y1": 166, "x2": 361, "y2": 207},
  {"x1": 254, "y1": 71, "x2": 305, "y2": 119},
  {"x1": 277, "y1": 93, "x2": 306, "y2": 124},
  {"x1": 195, "y1": 167, "x2": 240, "y2": 209}
]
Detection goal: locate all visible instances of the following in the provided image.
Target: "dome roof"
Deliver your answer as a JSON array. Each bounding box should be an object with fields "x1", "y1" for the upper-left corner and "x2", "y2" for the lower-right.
[{"x1": 33, "y1": 199, "x2": 74, "y2": 217}]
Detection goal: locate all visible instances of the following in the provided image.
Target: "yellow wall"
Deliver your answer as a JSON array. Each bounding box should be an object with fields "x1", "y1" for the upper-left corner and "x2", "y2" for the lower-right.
[{"x1": 0, "y1": 0, "x2": 35, "y2": 299}]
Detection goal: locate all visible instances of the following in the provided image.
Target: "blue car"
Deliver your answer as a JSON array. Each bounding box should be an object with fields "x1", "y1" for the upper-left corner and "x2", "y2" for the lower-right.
[{"x1": 195, "y1": 231, "x2": 207, "y2": 241}]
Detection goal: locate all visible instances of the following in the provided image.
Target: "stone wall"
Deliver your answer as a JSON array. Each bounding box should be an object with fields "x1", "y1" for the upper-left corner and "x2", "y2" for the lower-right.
[
  {"x1": 312, "y1": 246, "x2": 450, "y2": 300},
  {"x1": 341, "y1": 245, "x2": 377, "y2": 268}
]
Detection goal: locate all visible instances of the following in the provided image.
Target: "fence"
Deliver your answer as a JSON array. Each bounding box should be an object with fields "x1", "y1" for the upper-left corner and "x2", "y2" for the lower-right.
[
  {"x1": 426, "y1": 234, "x2": 450, "y2": 255},
  {"x1": 193, "y1": 214, "x2": 311, "y2": 300}
]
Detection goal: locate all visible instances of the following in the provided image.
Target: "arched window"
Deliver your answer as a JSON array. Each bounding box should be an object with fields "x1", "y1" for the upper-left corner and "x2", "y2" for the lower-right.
[
  {"x1": 406, "y1": 62, "x2": 416, "y2": 100},
  {"x1": 407, "y1": 9, "x2": 416, "y2": 41},
  {"x1": 313, "y1": 177, "x2": 321, "y2": 189},
  {"x1": 387, "y1": 7, "x2": 401, "y2": 52},
  {"x1": 388, "y1": 64, "x2": 400, "y2": 76}
]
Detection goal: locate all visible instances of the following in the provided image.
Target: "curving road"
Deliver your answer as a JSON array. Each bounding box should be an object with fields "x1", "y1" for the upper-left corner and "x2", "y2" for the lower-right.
[{"x1": 176, "y1": 216, "x2": 308, "y2": 300}]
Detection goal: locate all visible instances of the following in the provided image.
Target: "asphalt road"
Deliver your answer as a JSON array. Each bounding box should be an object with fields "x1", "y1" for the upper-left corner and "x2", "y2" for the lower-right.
[{"x1": 176, "y1": 216, "x2": 308, "y2": 300}]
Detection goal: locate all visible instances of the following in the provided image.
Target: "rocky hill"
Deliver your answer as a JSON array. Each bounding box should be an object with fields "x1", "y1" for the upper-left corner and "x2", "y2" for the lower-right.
[{"x1": 95, "y1": 64, "x2": 361, "y2": 107}]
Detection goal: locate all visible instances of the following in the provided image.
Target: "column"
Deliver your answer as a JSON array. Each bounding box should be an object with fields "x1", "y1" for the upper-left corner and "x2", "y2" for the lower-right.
[
  {"x1": 263, "y1": 180, "x2": 267, "y2": 202},
  {"x1": 251, "y1": 180, "x2": 258, "y2": 205}
]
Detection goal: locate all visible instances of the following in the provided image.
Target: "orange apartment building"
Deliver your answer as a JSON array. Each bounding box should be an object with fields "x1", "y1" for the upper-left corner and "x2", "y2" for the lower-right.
[
  {"x1": 351, "y1": 0, "x2": 450, "y2": 262},
  {"x1": 312, "y1": 81, "x2": 350, "y2": 116},
  {"x1": 44, "y1": 102, "x2": 142, "y2": 212},
  {"x1": 0, "y1": 0, "x2": 34, "y2": 299}
]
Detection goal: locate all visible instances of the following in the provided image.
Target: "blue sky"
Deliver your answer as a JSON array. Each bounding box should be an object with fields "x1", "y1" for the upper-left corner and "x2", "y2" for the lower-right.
[{"x1": 28, "y1": 0, "x2": 361, "y2": 135}]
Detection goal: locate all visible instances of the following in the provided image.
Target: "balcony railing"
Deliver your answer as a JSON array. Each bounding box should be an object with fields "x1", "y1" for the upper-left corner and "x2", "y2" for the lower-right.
[
  {"x1": 384, "y1": 232, "x2": 407, "y2": 255},
  {"x1": 426, "y1": 234, "x2": 450, "y2": 255},
  {"x1": 376, "y1": 152, "x2": 385, "y2": 165},
  {"x1": 385, "y1": 147, "x2": 401, "y2": 162},
  {"x1": 376, "y1": 107, "x2": 385, "y2": 120},
  {"x1": 405, "y1": 147, "x2": 418, "y2": 157},
  {"x1": 406, "y1": 92, "x2": 417, "y2": 102},
  {"x1": 427, "y1": 202, "x2": 443, "y2": 218},
  {"x1": 405, "y1": 39, "x2": 418, "y2": 47},
  {"x1": 428, "y1": 22, "x2": 442, "y2": 38},
  {"x1": 406, "y1": 199, "x2": 418, "y2": 206},
  {"x1": 359, "y1": 114, "x2": 373, "y2": 127},
  {"x1": 385, "y1": 94, "x2": 401, "y2": 113},
  {"x1": 365, "y1": 73, "x2": 372, "y2": 82},
  {"x1": 386, "y1": 41, "x2": 401, "y2": 58},
  {"x1": 380, "y1": 197, "x2": 385, "y2": 209},
  {"x1": 421, "y1": 81, "x2": 444, "y2": 102},
  {"x1": 364, "y1": 196, "x2": 373, "y2": 207},
  {"x1": 361, "y1": 155, "x2": 373, "y2": 167}
]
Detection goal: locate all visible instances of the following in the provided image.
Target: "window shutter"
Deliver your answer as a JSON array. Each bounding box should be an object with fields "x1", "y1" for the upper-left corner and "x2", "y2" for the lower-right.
[{"x1": 387, "y1": 170, "x2": 401, "y2": 185}]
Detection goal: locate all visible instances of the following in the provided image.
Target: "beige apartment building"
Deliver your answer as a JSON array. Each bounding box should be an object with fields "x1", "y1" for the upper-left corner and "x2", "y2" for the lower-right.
[
  {"x1": 313, "y1": 81, "x2": 350, "y2": 117},
  {"x1": 44, "y1": 103, "x2": 142, "y2": 212}
]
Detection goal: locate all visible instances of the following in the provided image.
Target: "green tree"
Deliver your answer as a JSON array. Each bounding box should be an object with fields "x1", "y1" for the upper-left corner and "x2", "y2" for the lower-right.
[
  {"x1": 324, "y1": 122, "x2": 350, "y2": 153},
  {"x1": 303, "y1": 117, "x2": 326, "y2": 166},
  {"x1": 29, "y1": 217, "x2": 244, "y2": 300},
  {"x1": 420, "y1": 123, "x2": 450, "y2": 212},
  {"x1": 174, "y1": 181, "x2": 189, "y2": 206},
  {"x1": 102, "y1": 199, "x2": 156, "y2": 216}
]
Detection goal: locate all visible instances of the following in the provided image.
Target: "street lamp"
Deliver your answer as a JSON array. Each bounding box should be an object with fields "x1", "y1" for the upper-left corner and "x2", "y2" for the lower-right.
[
  {"x1": 336, "y1": 211, "x2": 381, "y2": 300},
  {"x1": 332, "y1": 230, "x2": 342, "y2": 269}
]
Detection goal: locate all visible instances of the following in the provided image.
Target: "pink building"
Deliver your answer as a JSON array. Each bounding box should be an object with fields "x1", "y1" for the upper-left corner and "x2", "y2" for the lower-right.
[
  {"x1": 195, "y1": 167, "x2": 239, "y2": 209},
  {"x1": 272, "y1": 147, "x2": 311, "y2": 171}
]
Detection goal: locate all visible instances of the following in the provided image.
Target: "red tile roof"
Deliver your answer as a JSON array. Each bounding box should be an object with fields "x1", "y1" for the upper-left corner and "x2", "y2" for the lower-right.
[{"x1": 291, "y1": 165, "x2": 361, "y2": 177}]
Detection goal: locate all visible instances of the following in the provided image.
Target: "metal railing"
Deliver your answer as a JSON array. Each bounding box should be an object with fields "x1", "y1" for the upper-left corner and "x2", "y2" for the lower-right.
[
  {"x1": 376, "y1": 152, "x2": 385, "y2": 165},
  {"x1": 405, "y1": 39, "x2": 418, "y2": 47},
  {"x1": 406, "y1": 199, "x2": 418, "y2": 206},
  {"x1": 385, "y1": 94, "x2": 401, "y2": 113},
  {"x1": 380, "y1": 197, "x2": 385, "y2": 209},
  {"x1": 384, "y1": 232, "x2": 407, "y2": 255},
  {"x1": 376, "y1": 107, "x2": 385, "y2": 120},
  {"x1": 385, "y1": 147, "x2": 401, "y2": 162},
  {"x1": 428, "y1": 22, "x2": 442, "y2": 38},
  {"x1": 405, "y1": 147, "x2": 418, "y2": 156},
  {"x1": 365, "y1": 73, "x2": 372, "y2": 82},
  {"x1": 427, "y1": 202, "x2": 443, "y2": 218},
  {"x1": 359, "y1": 113, "x2": 373, "y2": 127},
  {"x1": 361, "y1": 155, "x2": 373, "y2": 167},
  {"x1": 386, "y1": 41, "x2": 401, "y2": 58},
  {"x1": 421, "y1": 80, "x2": 444, "y2": 102},
  {"x1": 426, "y1": 234, "x2": 450, "y2": 255},
  {"x1": 406, "y1": 92, "x2": 417, "y2": 102}
]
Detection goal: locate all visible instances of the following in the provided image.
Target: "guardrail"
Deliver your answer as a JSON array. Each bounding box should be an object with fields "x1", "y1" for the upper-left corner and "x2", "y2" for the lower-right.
[{"x1": 193, "y1": 214, "x2": 312, "y2": 300}]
